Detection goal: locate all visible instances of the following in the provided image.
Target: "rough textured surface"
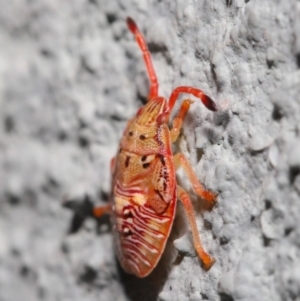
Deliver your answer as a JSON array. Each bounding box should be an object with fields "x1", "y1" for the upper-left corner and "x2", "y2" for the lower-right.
[{"x1": 1, "y1": 0, "x2": 300, "y2": 301}]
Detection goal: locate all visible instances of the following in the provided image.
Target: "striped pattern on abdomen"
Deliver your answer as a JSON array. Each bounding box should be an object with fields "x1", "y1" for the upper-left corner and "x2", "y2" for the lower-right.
[{"x1": 112, "y1": 193, "x2": 176, "y2": 277}]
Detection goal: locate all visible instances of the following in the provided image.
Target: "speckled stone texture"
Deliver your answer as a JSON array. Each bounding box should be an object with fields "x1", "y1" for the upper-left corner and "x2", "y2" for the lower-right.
[{"x1": 0, "y1": 1, "x2": 300, "y2": 301}]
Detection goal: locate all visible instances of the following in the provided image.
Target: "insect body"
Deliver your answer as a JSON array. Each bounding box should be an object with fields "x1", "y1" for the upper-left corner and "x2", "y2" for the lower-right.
[{"x1": 94, "y1": 17, "x2": 217, "y2": 278}]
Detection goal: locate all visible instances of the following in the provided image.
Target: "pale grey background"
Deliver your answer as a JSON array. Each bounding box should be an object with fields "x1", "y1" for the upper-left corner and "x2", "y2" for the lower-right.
[{"x1": 1, "y1": 1, "x2": 300, "y2": 301}]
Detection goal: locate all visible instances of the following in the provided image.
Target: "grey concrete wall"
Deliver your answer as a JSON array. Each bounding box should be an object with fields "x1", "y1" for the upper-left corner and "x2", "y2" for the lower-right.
[{"x1": 1, "y1": 1, "x2": 300, "y2": 301}]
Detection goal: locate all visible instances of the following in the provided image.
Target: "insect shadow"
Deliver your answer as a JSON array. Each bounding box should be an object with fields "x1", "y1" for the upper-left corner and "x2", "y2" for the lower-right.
[
  {"x1": 63, "y1": 194, "x2": 189, "y2": 301},
  {"x1": 118, "y1": 202, "x2": 187, "y2": 301},
  {"x1": 63, "y1": 194, "x2": 111, "y2": 234}
]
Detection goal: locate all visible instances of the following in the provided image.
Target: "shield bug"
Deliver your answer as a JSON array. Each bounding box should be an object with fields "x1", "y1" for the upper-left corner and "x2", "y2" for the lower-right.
[{"x1": 94, "y1": 17, "x2": 217, "y2": 278}]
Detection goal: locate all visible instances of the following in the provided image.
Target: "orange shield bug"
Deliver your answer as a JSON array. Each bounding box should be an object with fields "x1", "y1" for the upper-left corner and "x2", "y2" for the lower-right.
[{"x1": 94, "y1": 17, "x2": 218, "y2": 278}]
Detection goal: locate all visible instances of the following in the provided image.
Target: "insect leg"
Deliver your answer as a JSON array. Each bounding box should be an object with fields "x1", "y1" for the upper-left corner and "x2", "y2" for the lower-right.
[
  {"x1": 127, "y1": 17, "x2": 158, "y2": 100},
  {"x1": 168, "y1": 86, "x2": 217, "y2": 112},
  {"x1": 173, "y1": 153, "x2": 217, "y2": 206},
  {"x1": 93, "y1": 204, "x2": 111, "y2": 218},
  {"x1": 170, "y1": 99, "x2": 193, "y2": 143},
  {"x1": 110, "y1": 157, "x2": 116, "y2": 173},
  {"x1": 177, "y1": 185, "x2": 215, "y2": 270}
]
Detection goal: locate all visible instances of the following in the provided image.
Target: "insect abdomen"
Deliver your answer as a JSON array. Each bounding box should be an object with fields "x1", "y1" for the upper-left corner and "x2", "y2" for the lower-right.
[{"x1": 112, "y1": 192, "x2": 176, "y2": 277}]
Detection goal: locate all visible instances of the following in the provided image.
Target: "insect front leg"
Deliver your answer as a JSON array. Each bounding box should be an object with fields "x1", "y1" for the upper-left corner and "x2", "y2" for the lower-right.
[
  {"x1": 110, "y1": 157, "x2": 116, "y2": 173},
  {"x1": 177, "y1": 185, "x2": 215, "y2": 270},
  {"x1": 173, "y1": 153, "x2": 217, "y2": 206},
  {"x1": 170, "y1": 99, "x2": 193, "y2": 143}
]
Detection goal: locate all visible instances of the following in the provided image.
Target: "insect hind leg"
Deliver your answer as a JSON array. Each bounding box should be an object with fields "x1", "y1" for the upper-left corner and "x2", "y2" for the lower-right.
[
  {"x1": 93, "y1": 204, "x2": 111, "y2": 218},
  {"x1": 177, "y1": 185, "x2": 215, "y2": 270},
  {"x1": 127, "y1": 17, "x2": 158, "y2": 100}
]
